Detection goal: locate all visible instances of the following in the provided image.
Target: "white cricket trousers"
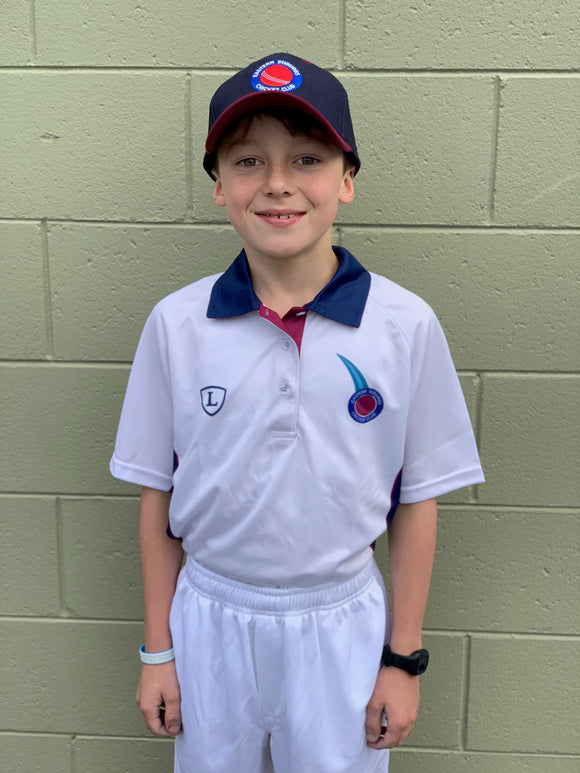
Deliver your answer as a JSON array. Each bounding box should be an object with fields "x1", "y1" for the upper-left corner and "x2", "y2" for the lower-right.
[{"x1": 169, "y1": 556, "x2": 390, "y2": 773}]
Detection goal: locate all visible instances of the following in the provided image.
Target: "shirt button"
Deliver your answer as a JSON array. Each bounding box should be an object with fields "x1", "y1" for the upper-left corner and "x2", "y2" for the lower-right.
[
  {"x1": 283, "y1": 340, "x2": 291, "y2": 350},
  {"x1": 280, "y1": 381, "x2": 290, "y2": 394}
]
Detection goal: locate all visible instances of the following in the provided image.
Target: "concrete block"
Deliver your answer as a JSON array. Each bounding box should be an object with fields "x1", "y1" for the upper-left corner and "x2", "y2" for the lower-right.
[
  {"x1": 364, "y1": 558, "x2": 467, "y2": 747},
  {"x1": 0, "y1": 620, "x2": 146, "y2": 736},
  {"x1": 0, "y1": 72, "x2": 185, "y2": 221},
  {"x1": 192, "y1": 74, "x2": 494, "y2": 226},
  {"x1": 0, "y1": 3, "x2": 31, "y2": 65},
  {"x1": 390, "y1": 751, "x2": 580, "y2": 773},
  {"x1": 36, "y1": 1, "x2": 340, "y2": 68},
  {"x1": 425, "y1": 509, "x2": 580, "y2": 634},
  {"x1": 479, "y1": 376, "x2": 580, "y2": 507},
  {"x1": 0, "y1": 222, "x2": 46, "y2": 359},
  {"x1": 457, "y1": 374, "x2": 480, "y2": 432},
  {"x1": 0, "y1": 734, "x2": 72, "y2": 773},
  {"x1": 406, "y1": 634, "x2": 464, "y2": 749},
  {"x1": 345, "y1": 0, "x2": 580, "y2": 70},
  {"x1": 338, "y1": 76, "x2": 494, "y2": 225},
  {"x1": 61, "y1": 498, "x2": 143, "y2": 619},
  {"x1": 438, "y1": 373, "x2": 481, "y2": 505},
  {"x1": 0, "y1": 365, "x2": 134, "y2": 495},
  {"x1": 74, "y1": 737, "x2": 174, "y2": 773},
  {"x1": 468, "y1": 636, "x2": 580, "y2": 753},
  {"x1": 191, "y1": 72, "x2": 240, "y2": 222},
  {"x1": 344, "y1": 230, "x2": 580, "y2": 372},
  {"x1": 0, "y1": 497, "x2": 60, "y2": 617},
  {"x1": 495, "y1": 78, "x2": 580, "y2": 227},
  {"x1": 48, "y1": 223, "x2": 241, "y2": 361}
]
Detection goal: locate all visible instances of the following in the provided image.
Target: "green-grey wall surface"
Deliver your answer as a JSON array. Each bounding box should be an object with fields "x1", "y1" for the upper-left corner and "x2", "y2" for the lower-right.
[{"x1": 1, "y1": 1, "x2": 578, "y2": 771}]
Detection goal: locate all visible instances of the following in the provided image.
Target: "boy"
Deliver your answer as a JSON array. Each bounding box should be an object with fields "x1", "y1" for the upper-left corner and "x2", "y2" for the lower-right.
[{"x1": 110, "y1": 53, "x2": 484, "y2": 772}]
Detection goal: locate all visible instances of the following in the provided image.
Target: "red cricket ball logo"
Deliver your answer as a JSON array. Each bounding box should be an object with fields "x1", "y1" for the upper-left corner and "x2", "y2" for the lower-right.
[
  {"x1": 251, "y1": 59, "x2": 303, "y2": 92},
  {"x1": 260, "y1": 64, "x2": 294, "y2": 88}
]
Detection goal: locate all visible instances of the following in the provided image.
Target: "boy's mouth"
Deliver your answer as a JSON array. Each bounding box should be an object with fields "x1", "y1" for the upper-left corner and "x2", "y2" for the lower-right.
[{"x1": 257, "y1": 210, "x2": 305, "y2": 220}]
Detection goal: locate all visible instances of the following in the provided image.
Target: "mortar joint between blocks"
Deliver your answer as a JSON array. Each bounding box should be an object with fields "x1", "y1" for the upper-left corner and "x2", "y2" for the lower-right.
[
  {"x1": 338, "y1": 0, "x2": 347, "y2": 69},
  {"x1": 28, "y1": 0, "x2": 37, "y2": 64},
  {"x1": 55, "y1": 497, "x2": 74, "y2": 618},
  {"x1": 486, "y1": 75, "x2": 503, "y2": 225},
  {"x1": 40, "y1": 219, "x2": 55, "y2": 360},
  {"x1": 460, "y1": 634, "x2": 472, "y2": 751},
  {"x1": 184, "y1": 72, "x2": 194, "y2": 222}
]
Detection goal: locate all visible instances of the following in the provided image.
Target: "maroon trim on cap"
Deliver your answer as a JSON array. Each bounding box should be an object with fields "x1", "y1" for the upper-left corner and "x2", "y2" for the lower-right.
[{"x1": 205, "y1": 92, "x2": 353, "y2": 155}]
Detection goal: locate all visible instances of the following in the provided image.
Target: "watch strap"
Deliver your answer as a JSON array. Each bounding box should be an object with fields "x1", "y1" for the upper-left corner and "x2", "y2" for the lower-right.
[{"x1": 381, "y1": 644, "x2": 429, "y2": 675}]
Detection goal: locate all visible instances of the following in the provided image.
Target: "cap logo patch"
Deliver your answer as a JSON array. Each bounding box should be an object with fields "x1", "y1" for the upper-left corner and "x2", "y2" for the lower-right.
[
  {"x1": 251, "y1": 59, "x2": 303, "y2": 93},
  {"x1": 337, "y1": 354, "x2": 383, "y2": 424}
]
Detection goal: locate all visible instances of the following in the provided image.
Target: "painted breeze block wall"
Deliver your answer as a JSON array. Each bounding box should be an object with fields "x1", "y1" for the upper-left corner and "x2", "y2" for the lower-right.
[{"x1": 1, "y1": 2, "x2": 578, "y2": 771}]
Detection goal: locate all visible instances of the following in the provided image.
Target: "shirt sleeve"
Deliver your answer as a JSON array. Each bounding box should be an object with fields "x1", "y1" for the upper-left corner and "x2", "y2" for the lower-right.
[
  {"x1": 109, "y1": 306, "x2": 175, "y2": 491},
  {"x1": 399, "y1": 308, "x2": 484, "y2": 503}
]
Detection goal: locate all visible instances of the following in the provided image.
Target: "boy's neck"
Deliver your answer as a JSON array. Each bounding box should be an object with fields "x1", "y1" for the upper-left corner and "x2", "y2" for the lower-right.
[{"x1": 246, "y1": 247, "x2": 339, "y2": 318}]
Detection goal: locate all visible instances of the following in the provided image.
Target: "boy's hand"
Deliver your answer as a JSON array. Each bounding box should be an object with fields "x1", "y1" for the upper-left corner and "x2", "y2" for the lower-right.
[
  {"x1": 136, "y1": 661, "x2": 182, "y2": 736},
  {"x1": 365, "y1": 665, "x2": 420, "y2": 749}
]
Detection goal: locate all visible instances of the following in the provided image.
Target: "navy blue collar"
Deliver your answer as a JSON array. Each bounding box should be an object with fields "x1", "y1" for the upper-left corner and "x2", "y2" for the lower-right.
[{"x1": 207, "y1": 246, "x2": 371, "y2": 328}]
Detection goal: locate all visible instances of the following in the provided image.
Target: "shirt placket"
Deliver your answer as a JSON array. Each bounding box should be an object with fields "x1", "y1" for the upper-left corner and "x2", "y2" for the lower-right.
[{"x1": 259, "y1": 310, "x2": 303, "y2": 440}]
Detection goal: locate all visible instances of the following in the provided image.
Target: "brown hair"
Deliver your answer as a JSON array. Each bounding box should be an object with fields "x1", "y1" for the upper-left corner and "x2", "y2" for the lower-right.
[{"x1": 212, "y1": 107, "x2": 356, "y2": 174}]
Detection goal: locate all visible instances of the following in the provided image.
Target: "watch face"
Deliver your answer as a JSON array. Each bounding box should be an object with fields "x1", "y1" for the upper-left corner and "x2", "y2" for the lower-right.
[{"x1": 415, "y1": 649, "x2": 429, "y2": 674}]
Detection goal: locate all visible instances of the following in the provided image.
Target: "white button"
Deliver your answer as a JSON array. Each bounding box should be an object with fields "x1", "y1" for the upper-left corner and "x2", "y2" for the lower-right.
[
  {"x1": 283, "y1": 340, "x2": 291, "y2": 350},
  {"x1": 280, "y1": 381, "x2": 290, "y2": 394}
]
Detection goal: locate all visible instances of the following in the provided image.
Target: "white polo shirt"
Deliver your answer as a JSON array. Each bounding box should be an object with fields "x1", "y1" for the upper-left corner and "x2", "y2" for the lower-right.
[{"x1": 110, "y1": 247, "x2": 484, "y2": 586}]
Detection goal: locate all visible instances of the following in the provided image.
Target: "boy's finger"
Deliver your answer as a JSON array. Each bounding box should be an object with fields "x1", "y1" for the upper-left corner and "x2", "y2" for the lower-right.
[
  {"x1": 141, "y1": 704, "x2": 166, "y2": 735},
  {"x1": 365, "y1": 704, "x2": 384, "y2": 743},
  {"x1": 162, "y1": 699, "x2": 182, "y2": 734}
]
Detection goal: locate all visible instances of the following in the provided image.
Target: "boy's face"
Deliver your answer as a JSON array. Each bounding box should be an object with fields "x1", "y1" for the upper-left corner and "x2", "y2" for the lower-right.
[{"x1": 212, "y1": 116, "x2": 355, "y2": 266}]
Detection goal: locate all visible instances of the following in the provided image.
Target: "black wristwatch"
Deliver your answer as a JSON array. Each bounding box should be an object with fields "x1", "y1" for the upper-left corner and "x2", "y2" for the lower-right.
[{"x1": 381, "y1": 644, "x2": 429, "y2": 675}]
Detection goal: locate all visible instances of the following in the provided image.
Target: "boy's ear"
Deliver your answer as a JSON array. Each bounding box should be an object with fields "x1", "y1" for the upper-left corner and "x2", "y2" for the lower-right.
[
  {"x1": 213, "y1": 176, "x2": 227, "y2": 208},
  {"x1": 338, "y1": 167, "x2": 355, "y2": 205}
]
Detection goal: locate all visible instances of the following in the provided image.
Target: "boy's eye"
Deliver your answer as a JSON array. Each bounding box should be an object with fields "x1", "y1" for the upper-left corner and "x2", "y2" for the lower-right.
[
  {"x1": 237, "y1": 157, "x2": 260, "y2": 167},
  {"x1": 297, "y1": 156, "x2": 318, "y2": 166}
]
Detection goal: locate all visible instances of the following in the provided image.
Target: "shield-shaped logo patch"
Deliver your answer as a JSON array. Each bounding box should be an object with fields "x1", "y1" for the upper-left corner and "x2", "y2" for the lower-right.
[{"x1": 200, "y1": 386, "x2": 227, "y2": 416}]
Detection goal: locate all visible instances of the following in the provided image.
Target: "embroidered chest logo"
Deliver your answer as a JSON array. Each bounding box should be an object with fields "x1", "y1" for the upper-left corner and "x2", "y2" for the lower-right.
[
  {"x1": 337, "y1": 355, "x2": 383, "y2": 424},
  {"x1": 200, "y1": 386, "x2": 227, "y2": 416}
]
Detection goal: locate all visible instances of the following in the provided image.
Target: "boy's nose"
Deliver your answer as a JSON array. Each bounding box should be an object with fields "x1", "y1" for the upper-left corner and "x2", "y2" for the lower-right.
[{"x1": 264, "y1": 164, "x2": 293, "y2": 196}]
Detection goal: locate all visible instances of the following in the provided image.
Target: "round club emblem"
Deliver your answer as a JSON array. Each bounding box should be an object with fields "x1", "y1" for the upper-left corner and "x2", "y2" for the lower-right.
[
  {"x1": 251, "y1": 59, "x2": 303, "y2": 93},
  {"x1": 337, "y1": 354, "x2": 384, "y2": 424},
  {"x1": 349, "y1": 388, "x2": 384, "y2": 423}
]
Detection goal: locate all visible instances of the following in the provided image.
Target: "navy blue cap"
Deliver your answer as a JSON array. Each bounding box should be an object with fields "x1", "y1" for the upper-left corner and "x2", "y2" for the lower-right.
[{"x1": 203, "y1": 53, "x2": 360, "y2": 179}]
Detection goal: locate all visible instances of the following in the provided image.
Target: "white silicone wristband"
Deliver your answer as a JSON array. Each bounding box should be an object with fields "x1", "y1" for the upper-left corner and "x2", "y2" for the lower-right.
[{"x1": 139, "y1": 644, "x2": 175, "y2": 665}]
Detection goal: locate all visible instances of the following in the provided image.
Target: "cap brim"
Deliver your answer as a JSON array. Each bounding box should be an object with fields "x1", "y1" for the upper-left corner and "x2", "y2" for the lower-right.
[{"x1": 205, "y1": 92, "x2": 353, "y2": 156}]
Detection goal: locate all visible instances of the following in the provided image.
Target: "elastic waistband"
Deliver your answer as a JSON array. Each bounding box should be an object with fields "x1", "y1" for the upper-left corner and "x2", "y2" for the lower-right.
[{"x1": 184, "y1": 557, "x2": 377, "y2": 615}]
